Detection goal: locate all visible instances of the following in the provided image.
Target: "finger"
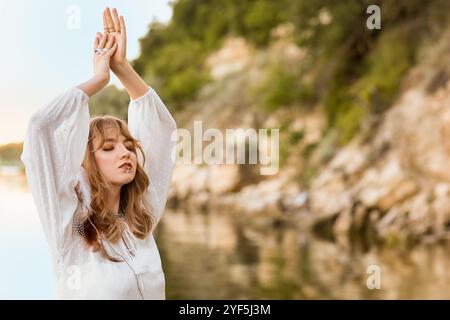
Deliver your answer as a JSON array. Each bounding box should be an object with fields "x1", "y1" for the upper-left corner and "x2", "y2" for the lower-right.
[
  {"x1": 98, "y1": 33, "x2": 108, "y2": 49},
  {"x1": 96, "y1": 32, "x2": 104, "y2": 41},
  {"x1": 105, "y1": 34, "x2": 115, "y2": 50},
  {"x1": 112, "y1": 8, "x2": 121, "y2": 33},
  {"x1": 103, "y1": 10, "x2": 109, "y2": 33},
  {"x1": 119, "y1": 15, "x2": 127, "y2": 40},
  {"x1": 105, "y1": 7, "x2": 115, "y2": 33},
  {"x1": 107, "y1": 42, "x2": 118, "y2": 57}
]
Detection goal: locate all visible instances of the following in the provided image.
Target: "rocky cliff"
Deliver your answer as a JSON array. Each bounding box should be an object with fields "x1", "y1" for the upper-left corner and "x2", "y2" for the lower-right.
[{"x1": 168, "y1": 24, "x2": 450, "y2": 245}]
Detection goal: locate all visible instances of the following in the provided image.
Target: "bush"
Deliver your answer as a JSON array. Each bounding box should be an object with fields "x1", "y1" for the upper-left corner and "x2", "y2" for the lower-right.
[
  {"x1": 89, "y1": 85, "x2": 130, "y2": 120},
  {"x1": 243, "y1": 0, "x2": 284, "y2": 47},
  {"x1": 163, "y1": 67, "x2": 209, "y2": 110},
  {"x1": 351, "y1": 26, "x2": 416, "y2": 115},
  {"x1": 0, "y1": 143, "x2": 23, "y2": 166}
]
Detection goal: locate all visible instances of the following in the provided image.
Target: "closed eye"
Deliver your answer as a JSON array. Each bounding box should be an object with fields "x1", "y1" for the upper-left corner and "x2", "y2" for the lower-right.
[{"x1": 103, "y1": 145, "x2": 134, "y2": 151}]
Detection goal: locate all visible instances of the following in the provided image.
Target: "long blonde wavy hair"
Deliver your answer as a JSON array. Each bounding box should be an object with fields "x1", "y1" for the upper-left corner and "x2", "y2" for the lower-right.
[{"x1": 74, "y1": 115, "x2": 154, "y2": 261}]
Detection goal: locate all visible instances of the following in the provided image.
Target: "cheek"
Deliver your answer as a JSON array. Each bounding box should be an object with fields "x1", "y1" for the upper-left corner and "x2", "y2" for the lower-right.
[
  {"x1": 94, "y1": 153, "x2": 116, "y2": 172},
  {"x1": 132, "y1": 154, "x2": 139, "y2": 170},
  {"x1": 131, "y1": 153, "x2": 137, "y2": 164}
]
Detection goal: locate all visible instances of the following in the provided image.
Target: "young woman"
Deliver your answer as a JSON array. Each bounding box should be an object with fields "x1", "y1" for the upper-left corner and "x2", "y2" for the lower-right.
[{"x1": 20, "y1": 7, "x2": 177, "y2": 299}]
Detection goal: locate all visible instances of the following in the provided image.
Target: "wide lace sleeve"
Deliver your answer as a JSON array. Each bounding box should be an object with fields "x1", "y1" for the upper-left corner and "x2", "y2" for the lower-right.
[
  {"x1": 127, "y1": 87, "x2": 177, "y2": 231},
  {"x1": 20, "y1": 87, "x2": 90, "y2": 255}
]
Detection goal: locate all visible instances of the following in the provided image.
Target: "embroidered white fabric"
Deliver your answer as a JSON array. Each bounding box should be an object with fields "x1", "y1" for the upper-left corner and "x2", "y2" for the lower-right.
[{"x1": 20, "y1": 86, "x2": 177, "y2": 299}]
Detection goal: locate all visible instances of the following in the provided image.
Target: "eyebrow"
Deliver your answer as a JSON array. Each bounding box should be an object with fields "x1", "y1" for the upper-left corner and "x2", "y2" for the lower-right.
[{"x1": 103, "y1": 138, "x2": 132, "y2": 143}]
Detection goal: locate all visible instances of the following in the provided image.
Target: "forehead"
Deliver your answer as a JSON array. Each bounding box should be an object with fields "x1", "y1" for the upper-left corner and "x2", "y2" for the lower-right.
[
  {"x1": 96, "y1": 127, "x2": 130, "y2": 144},
  {"x1": 104, "y1": 128, "x2": 126, "y2": 139}
]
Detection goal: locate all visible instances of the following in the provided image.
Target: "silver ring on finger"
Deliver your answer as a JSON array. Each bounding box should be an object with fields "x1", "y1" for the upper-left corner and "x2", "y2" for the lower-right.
[{"x1": 94, "y1": 48, "x2": 108, "y2": 55}]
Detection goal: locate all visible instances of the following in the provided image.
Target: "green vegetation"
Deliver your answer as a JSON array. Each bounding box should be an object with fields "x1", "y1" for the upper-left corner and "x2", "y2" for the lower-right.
[
  {"x1": 132, "y1": 0, "x2": 289, "y2": 111},
  {"x1": 0, "y1": 143, "x2": 23, "y2": 166},
  {"x1": 6, "y1": 1, "x2": 449, "y2": 164},
  {"x1": 6, "y1": 1, "x2": 449, "y2": 188},
  {"x1": 90, "y1": 0, "x2": 450, "y2": 155},
  {"x1": 251, "y1": 63, "x2": 315, "y2": 112},
  {"x1": 89, "y1": 85, "x2": 130, "y2": 120}
]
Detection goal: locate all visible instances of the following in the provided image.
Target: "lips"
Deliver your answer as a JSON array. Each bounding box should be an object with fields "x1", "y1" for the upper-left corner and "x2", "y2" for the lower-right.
[{"x1": 119, "y1": 162, "x2": 132, "y2": 170}]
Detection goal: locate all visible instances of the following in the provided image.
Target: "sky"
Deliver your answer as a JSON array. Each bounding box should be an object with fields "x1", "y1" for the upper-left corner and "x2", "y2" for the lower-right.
[{"x1": 0, "y1": 0, "x2": 173, "y2": 145}]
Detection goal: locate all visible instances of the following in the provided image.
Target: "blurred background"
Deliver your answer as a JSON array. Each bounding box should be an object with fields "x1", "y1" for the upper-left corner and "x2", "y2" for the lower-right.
[{"x1": 3, "y1": 0, "x2": 450, "y2": 299}]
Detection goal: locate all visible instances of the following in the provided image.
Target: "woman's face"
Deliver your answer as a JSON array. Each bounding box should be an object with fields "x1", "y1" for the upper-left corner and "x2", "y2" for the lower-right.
[{"x1": 93, "y1": 128, "x2": 137, "y2": 187}]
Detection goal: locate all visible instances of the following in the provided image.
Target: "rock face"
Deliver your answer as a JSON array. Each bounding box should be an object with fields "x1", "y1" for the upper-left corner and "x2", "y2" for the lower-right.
[
  {"x1": 171, "y1": 164, "x2": 241, "y2": 200},
  {"x1": 205, "y1": 37, "x2": 254, "y2": 80},
  {"x1": 167, "y1": 27, "x2": 450, "y2": 244},
  {"x1": 169, "y1": 32, "x2": 313, "y2": 220},
  {"x1": 308, "y1": 33, "x2": 450, "y2": 242}
]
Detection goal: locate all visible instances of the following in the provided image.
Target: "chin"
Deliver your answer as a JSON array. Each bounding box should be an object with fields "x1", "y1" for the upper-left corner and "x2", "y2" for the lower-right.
[
  {"x1": 111, "y1": 177, "x2": 134, "y2": 187},
  {"x1": 123, "y1": 175, "x2": 136, "y2": 184},
  {"x1": 119, "y1": 178, "x2": 133, "y2": 185}
]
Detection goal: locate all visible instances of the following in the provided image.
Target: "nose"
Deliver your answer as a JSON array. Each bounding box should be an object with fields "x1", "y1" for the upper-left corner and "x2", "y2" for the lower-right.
[{"x1": 119, "y1": 144, "x2": 131, "y2": 159}]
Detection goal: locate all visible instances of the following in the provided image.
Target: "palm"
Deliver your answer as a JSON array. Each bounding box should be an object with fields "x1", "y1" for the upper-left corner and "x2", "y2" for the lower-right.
[
  {"x1": 109, "y1": 32, "x2": 126, "y2": 66},
  {"x1": 103, "y1": 8, "x2": 127, "y2": 67},
  {"x1": 92, "y1": 33, "x2": 117, "y2": 81}
]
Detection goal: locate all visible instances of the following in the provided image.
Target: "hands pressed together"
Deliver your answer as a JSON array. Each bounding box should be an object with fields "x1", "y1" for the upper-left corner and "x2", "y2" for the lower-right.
[
  {"x1": 78, "y1": 7, "x2": 149, "y2": 99},
  {"x1": 92, "y1": 7, "x2": 127, "y2": 86}
]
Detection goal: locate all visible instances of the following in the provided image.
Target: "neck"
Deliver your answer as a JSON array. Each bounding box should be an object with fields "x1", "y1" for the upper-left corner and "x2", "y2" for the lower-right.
[{"x1": 106, "y1": 185, "x2": 121, "y2": 215}]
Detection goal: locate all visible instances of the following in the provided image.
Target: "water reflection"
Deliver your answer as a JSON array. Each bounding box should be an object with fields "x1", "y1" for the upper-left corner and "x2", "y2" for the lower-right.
[
  {"x1": 158, "y1": 209, "x2": 450, "y2": 299},
  {"x1": 0, "y1": 173, "x2": 53, "y2": 299},
  {"x1": 3, "y1": 172, "x2": 450, "y2": 299}
]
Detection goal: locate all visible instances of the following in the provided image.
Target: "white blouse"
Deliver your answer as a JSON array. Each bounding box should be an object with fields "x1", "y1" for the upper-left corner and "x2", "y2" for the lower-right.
[{"x1": 20, "y1": 86, "x2": 177, "y2": 299}]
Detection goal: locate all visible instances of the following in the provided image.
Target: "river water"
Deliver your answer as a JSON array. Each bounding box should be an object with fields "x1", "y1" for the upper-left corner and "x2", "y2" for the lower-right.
[{"x1": 2, "y1": 173, "x2": 450, "y2": 299}]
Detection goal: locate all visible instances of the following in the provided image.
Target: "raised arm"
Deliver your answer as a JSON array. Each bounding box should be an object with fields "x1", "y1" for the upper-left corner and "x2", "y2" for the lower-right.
[
  {"x1": 101, "y1": 7, "x2": 177, "y2": 228},
  {"x1": 78, "y1": 32, "x2": 118, "y2": 96},
  {"x1": 127, "y1": 88, "x2": 178, "y2": 229},
  {"x1": 20, "y1": 33, "x2": 117, "y2": 255},
  {"x1": 21, "y1": 87, "x2": 90, "y2": 256},
  {"x1": 101, "y1": 7, "x2": 149, "y2": 99}
]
